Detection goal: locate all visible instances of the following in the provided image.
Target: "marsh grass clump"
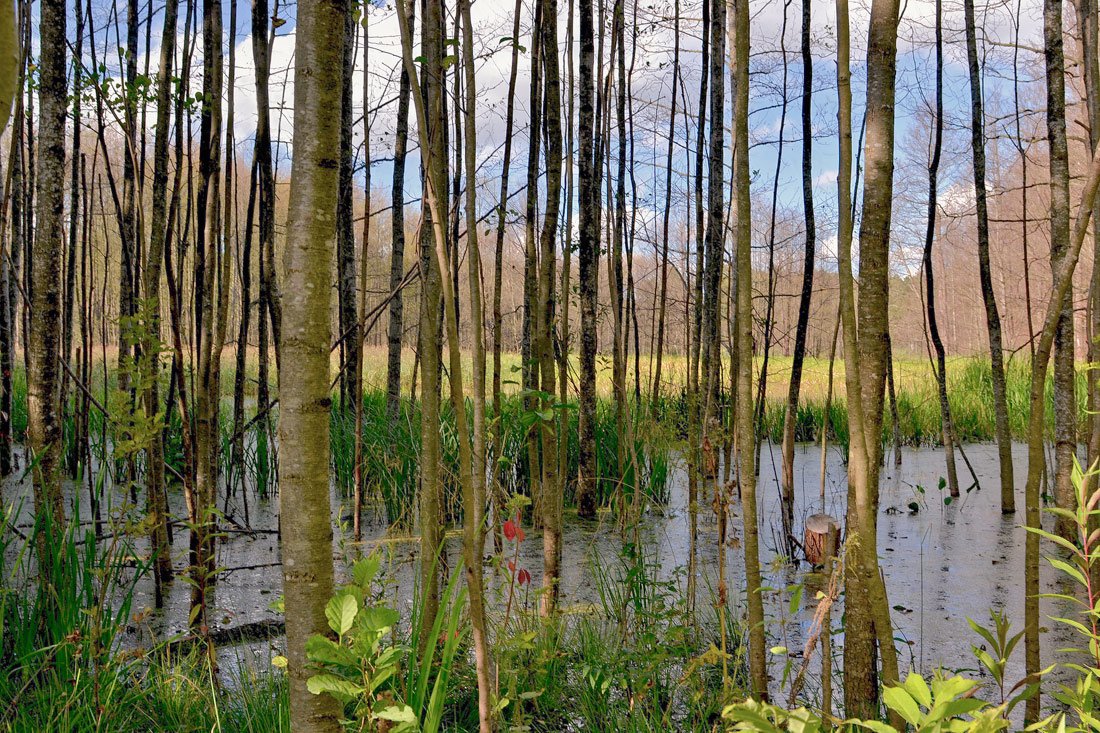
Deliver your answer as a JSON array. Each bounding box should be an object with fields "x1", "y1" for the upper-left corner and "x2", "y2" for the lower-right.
[
  {"x1": 485, "y1": 543, "x2": 748, "y2": 732},
  {"x1": 328, "y1": 391, "x2": 673, "y2": 525}
]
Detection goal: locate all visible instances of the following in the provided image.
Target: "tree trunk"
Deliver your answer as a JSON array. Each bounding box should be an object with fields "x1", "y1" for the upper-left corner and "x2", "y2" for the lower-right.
[
  {"x1": 144, "y1": 0, "x2": 180, "y2": 594},
  {"x1": 336, "y1": 2, "x2": 358, "y2": 419},
  {"x1": 840, "y1": 0, "x2": 903, "y2": 718},
  {"x1": 280, "y1": 0, "x2": 345, "y2": 727},
  {"x1": 1023, "y1": 131, "x2": 1100, "y2": 727},
  {"x1": 522, "y1": 0, "x2": 543, "y2": 527},
  {"x1": 0, "y1": 0, "x2": 16, "y2": 136},
  {"x1": 922, "y1": 0, "x2": 960, "y2": 498},
  {"x1": 397, "y1": 0, "x2": 491, "y2": 724},
  {"x1": 410, "y1": 0, "x2": 447, "y2": 650},
  {"x1": 253, "y1": 0, "x2": 281, "y2": 374},
  {"x1": 189, "y1": 0, "x2": 224, "y2": 633},
  {"x1": 576, "y1": 0, "x2": 599, "y2": 519},
  {"x1": 538, "y1": 0, "x2": 564, "y2": 614},
  {"x1": 651, "y1": 0, "x2": 679, "y2": 411},
  {"x1": 29, "y1": 0, "x2": 66, "y2": 561},
  {"x1": 781, "y1": 0, "x2": 816, "y2": 564},
  {"x1": 386, "y1": 5, "x2": 412, "y2": 420},
  {"x1": 966, "y1": 0, "x2": 1013, "y2": 514},
  {"x1": 61, "y1": 0, "x2": 82, "y2": 477},
  {"x1": 1047, "y1": 0, "x2": 1076, "y2": 540},
  {"x1": 731, "y1": 0, "x2": 766, "y2": 698}
]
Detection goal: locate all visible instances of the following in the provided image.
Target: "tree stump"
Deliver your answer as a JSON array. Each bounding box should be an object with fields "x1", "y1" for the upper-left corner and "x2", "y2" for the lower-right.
[{"x1": 803, "y1": 513, "x2": 841, "y2": 567}]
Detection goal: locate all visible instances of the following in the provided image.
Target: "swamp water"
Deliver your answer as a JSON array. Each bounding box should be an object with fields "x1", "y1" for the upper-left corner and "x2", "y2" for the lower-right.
[{"x1": 1, "y1": 440, "x2": 1081, "y2": 706}]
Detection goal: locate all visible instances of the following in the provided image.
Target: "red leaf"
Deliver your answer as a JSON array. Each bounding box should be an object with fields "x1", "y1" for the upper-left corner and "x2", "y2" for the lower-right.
[
  {"x1": 508, "y1": 560, "x2": 516, "y2": 572},
  {"x1": 503, "y1": 519, "x2": 517, "y2": 541},
  {"x1": 517, "y1": 525, "x2": 526, "y2": 542},
  {"x1": 518, "y1": 568, "x2": 531, "y2": 586}
]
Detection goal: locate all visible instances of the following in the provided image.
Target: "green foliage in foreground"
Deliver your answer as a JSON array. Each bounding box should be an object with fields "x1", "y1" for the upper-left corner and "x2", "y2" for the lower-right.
[
  {"x1": 0, "y1": 482, "x2": 747, "y2": 731},
  {"x1": 0, "y1": 492, "x2": 289, "y2": 733}
]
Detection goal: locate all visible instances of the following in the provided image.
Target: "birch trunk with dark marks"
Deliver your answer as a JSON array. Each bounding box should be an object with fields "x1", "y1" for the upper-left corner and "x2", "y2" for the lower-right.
[
  {"x1": 576, "y1": 0, "x2": 599, "y2": 519},
  {"x1": 253, "y1": 0, "x2": 281, "y2": 372},
  {"x1": 337, "y1": 3, "x2": 358, "y2": 417},
  {"x1": 386, "y1": 5, "x2": 412, "y2": 420},
  {"x1": 117, "y1": 0, "x2": 140, "y2": 397},
  {"x1": 61, "y1": 0, "x2": 83, "y2": 477},
  {"x1": 29, "y1": 0, "x2": 66, "y2": 570},
  {"x1": 701, "y1": 0, "x2": 725, "y2": 425}
]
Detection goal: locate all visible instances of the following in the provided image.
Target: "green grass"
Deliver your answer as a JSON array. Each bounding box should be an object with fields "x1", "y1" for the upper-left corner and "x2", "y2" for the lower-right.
[
  {"x1": 756, "y1": 354, "x2": 1091, "y2": 449},
  {"x1": 328, "y1": 390, "x2": 673, "y2": 526}
]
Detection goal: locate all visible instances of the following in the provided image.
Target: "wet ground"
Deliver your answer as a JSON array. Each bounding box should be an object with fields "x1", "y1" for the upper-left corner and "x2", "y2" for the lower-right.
[{"x1": 1, "y1": 440, "x2": 1083, "y2": 706}]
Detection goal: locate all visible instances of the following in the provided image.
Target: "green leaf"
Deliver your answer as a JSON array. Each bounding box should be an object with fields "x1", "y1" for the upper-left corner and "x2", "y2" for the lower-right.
[
  {"x1": 902, "y1": 672, "x2": 932, "y2": 708},
  {"x1": 326, "y1": 593, "x2": 359, "y2": 636},
  {"x1": 967, "y1": 616, "x2": 998, "y2": 650},
  {"x1": 374, "y1": 703, "x2": 416, "y2": 723},
  {"x1": 787, "y1": 707, "x2": 822, "y2": 733},
  {"x1": 1047, "y1": 557, "x2": 1087, "y2": 586},
  {"x1": 353, "y1": 555, "x2": 380, "y2": 589},
  {"x1": 931, "y1": 675, "x2": 978, "y2": 704},
  {"x1": 306, "y1": 673, "x2": 363, "y2": 701},
  {"x1": 789, "y1": 585, "x2": 803, "y2": 615},
  {"x1": 882, "y1": 686, "x2": 920, "y2": 726},
  {"x1": 306, "y1": 634, "x2": 356, "y2": 666},
  {"x1": 361, "y1": 605, "x2": 400, "y2": 633},
  {"x1": 368, "y1": 666, "x2": 395, "y2": 694}
]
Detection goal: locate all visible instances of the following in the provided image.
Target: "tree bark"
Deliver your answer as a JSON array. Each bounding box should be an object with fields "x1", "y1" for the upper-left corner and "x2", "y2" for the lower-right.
[
  {"x1": 731, "y1": 0, "x2": 766, "y2": 698},
  {"x1": 279, "y1": 0, "x2": 346, "y2": 727},
  {"x1": 144, "y1": 0, "x2": 180, "y2": 593},
  {"x1": 1047, "y1": 0, "x2": 1076, "y2": 540},
  {"x1": 966, "y1": 0, "x2": 1013, "y2": 514},
  {"x1": 386, "y1": 6, "x2": 413, "y2": 420},
  {"x1": 29, "y1": 0, "x2": 66, "y2": 558},
  {"x1": 781, "y1": 0, "x2": 816, "y2": 564},
  {"x1": 576, "y1": 0, "x2": 599, "y2": 519},
  {"x1": 336, "y1": 2, "x2": 358, "y2": 418},
  {"x1": 840, "y1": 0, "x2": 903, "y2": 718},
  {"x1": 651, "y1": 0, "x2": 679, "y2": 411},
  {"x1": 922, "y1": 0, "x2": 960, "y2": 498},
  {"x1": 538, "y1": 0, "x2": 564, "y2": 614}
]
